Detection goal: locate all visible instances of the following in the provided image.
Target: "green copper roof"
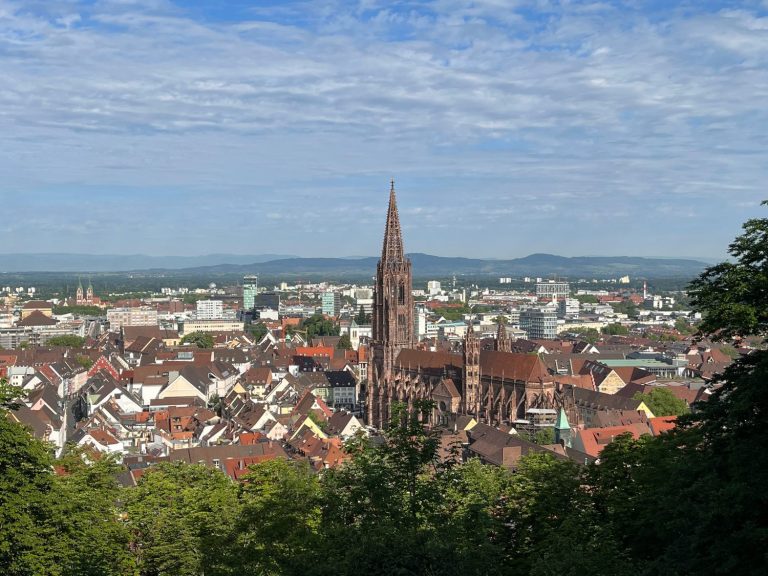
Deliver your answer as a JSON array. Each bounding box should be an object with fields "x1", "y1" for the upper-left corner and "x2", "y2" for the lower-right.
[{"x1": 555, "y1": 408, "x2": 570, "y2": 430}]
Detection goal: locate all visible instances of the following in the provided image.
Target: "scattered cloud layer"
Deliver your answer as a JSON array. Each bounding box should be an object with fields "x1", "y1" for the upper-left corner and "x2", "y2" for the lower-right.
[{"x1": 1, "y1": 0, "x2": 766, "y2": 259}]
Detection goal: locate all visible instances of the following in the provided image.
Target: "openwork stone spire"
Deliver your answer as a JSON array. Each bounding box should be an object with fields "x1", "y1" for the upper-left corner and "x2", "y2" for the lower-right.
[{"x1": 381, "y1": 179, "x2": 405, "y2": 264}]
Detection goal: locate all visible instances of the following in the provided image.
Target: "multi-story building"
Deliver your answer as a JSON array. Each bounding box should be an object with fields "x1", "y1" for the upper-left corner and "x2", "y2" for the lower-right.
[
  {"x1": 196, "y1": 300, "x2": 223, "y2": 320},
  {"x1": 181, "y1": 319, "x2": 244, "y2": 335},
  {"x1": 536, "y1": 281, "x2": 570, "y2": 299},
  {"x1": 520, "y1": 308, "x2": 558, "y2": 340},
  {"x1": 558, "y1": 298, "x2": 580, "y2": 318},
  {"x1": 107, "y1": 306, "x2": 158, "y2": 330},
  {"x1": 427, "y1": 280, "x2": 441, "y2": 295},
  {"x1": 321, "y1": 291, "x2": 341, "y2": 317},
  {"x1": 255, "y1": 292, "x2": 280, "y2": 311},
  {"x1": 243, "y1": 276, "x2": 259, "y2": 310}
]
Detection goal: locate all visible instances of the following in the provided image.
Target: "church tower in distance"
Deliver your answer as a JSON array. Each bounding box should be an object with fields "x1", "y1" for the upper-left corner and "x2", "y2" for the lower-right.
[{"x1": 368, "y1": 180, "x2": 415, "y2": 428}]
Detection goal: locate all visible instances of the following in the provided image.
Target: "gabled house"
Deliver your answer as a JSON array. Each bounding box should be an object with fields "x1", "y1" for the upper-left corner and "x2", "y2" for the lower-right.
[
  {"x1": 326, "y1": 410, "x2": 364, "y2": 440},
  {"x1": 77, "y1": 428, "x2": 124, "y2": 456}
]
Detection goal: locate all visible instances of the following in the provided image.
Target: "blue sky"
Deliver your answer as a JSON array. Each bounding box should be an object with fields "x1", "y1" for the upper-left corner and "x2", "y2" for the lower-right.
[{"x1": 1, "y1": 0, "x2": 767, "y2": 259}]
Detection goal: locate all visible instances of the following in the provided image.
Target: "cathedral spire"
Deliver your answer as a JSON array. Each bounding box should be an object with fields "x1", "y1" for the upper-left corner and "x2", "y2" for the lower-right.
[{"x1": 381, "y1": 179, "x2": 405, "y2": 263}]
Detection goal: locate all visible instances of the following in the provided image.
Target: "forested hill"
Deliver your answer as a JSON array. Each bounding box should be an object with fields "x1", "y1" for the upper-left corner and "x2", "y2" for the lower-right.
[{"x1": 0, "y1": 252, "x2": 708, "y2": 277}]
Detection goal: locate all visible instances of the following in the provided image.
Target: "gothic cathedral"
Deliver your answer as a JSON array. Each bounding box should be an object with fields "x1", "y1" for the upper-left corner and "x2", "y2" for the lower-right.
[{"x1": 368, "y1": 181, "x2": 415, "y2": 428}]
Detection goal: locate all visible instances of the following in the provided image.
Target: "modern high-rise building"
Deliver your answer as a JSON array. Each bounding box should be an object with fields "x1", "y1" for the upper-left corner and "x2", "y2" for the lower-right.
[
  {"x1": 243, "y1": 275, "x2": 258, "y2": 310},
  {"x1": 369, "y1": 181, "x2": 415, "y2": 428},
  {"x1": 321, "y1": 291, "x2": 341, "y2": 317},
  {"x1": 520, "y1": 308, "x2": 558, "y2": 340}
]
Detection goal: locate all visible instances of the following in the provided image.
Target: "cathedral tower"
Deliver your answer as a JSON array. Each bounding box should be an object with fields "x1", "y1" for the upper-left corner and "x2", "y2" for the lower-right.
[
  {"x1": 463, "y1": 318, "x2": 480, "y2": 414},
  {"x1": 369, "y1": 180, "x2": 415, "y2": 427}
]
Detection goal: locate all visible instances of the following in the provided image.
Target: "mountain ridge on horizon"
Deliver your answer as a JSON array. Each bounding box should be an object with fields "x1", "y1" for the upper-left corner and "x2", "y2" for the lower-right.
[{"x1": 0, "y1": 252, "x2": 713, "y2": 278}]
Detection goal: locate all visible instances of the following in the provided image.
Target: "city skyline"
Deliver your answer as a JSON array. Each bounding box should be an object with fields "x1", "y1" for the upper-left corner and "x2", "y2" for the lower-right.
[{"x1": 2, "y1": 1, "x2": 766, "y2": 259}]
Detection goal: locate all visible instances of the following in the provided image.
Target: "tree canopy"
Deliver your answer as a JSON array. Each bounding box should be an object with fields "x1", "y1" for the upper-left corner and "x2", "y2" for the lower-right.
[
  {"x1": 46, "y1": 335, "x2": 86, "y2": 348},
  {"x1": 336, "y1": 334, "x2": 352, "y2": 350},
  {"x1": 632, "y1": 388, "x2": 689, "y2": 417},
  {"x1": 302, "y1": 314, "x2": 340, "y2": 339},
  {"x1": 180, "y1": 331, "x2": 214, "y2": 349}
]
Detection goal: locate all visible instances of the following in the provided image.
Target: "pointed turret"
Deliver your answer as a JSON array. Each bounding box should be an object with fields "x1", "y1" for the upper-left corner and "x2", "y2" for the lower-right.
[
  {"x1": 555, "y1": 408, "x2": 572, "y2": 447},
  {"x1": 496, "y1": 317, "x2": 510, "y2": 352},
  {"x1": 381, "y1": 179, "x2": 405, "y2": 264}
]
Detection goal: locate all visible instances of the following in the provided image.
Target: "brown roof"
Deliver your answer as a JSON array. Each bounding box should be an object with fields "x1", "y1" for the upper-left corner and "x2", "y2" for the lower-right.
[
  {"x1": 592, "y1": 409, "x2": 649, "y2": 428},
  {"x1": 569, "y1": 385, "x2": 646, "y2": 412},
  {"x1": 396, "y1": 349, "x2": 463, "y2": 370},
  {"x1": 86, "y1": 429, "x2": 121, "y2": 446},
  {"x1": 468, "y1": 423, "x2": 564, "y2": 468},
  {"x1": 168, "y1": 442, "x2": 288, "y2": 467},
  {"x1": 16, "y1": 311, "x2": 58, "y2": 327},
  {"x1": 123, "y1": 326, "x2": 163, "y2": 342},
  {"x1": 479, "y1": 351, "x2": 552, "y2": 383},
  {"x1": 22, "y1": 300, "x2": 52, "y2": 309}
]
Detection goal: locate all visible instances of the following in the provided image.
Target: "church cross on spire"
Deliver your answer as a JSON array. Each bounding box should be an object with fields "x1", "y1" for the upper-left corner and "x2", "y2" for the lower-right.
[{"x1": 381, "y1": 179, "x2": 405, "y2": 263}]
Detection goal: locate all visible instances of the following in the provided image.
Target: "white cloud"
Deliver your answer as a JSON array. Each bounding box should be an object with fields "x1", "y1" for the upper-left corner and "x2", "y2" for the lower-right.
[{"x1": 0, "y1": 0, "x2": 764, "y2": 257}]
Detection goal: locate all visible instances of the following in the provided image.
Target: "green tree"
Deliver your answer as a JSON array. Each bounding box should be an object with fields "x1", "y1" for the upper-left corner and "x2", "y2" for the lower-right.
[
  {"x1": 53, "y1": 305, "x2": 104, "y2": 316},
  {"x1": 321, "y1": 401, "x2": 444, "y2": 575},
  {"x1": 336, "y1": 333, "x2": 352, "y2": 350},
  {"x1": 610, "y1": 300, "x2": 638, "y2": 318},
  {"x1": 674, "y1": 316, "x2": 693, "y2": 335},
  {"x1": 46, "y1": 335, "x2": 86, "y2": 348},
  {"x1": 632, "y1": 388, "x2": 689, "y2": 417},
  {"x1": 302, "y1": 314, "x2": 339, "y2": 339},
  {"x1": 689, "y1": 202, "x2": 768, "y2": 340},
  {"x1": 124, "y1": 462, "x2": 239, "y2": 576},
  {"x1": 46, "y1": 450, "x2": 133, "y2": 576},
  {"x1": 0, "y1": 409, "x2": 54, "y2": 575},
  {"x1": 602, "y1": 323, "x2": 629, "y2": 336},
  {"x1": 223, "y1": 459, "x2": 321, "y2": 576},
  {"x1": 180, "y1": 331, "x2": 214, "y2": 349},
  {"x1": 0, "y1": 377, "x2": 24, "y2": 411},
  {"x1": 574, "y1": 294, "x2": 598, "y2": 304},
  {"x1": 247, "y1": 322, "x2": 268, "y2": 342},
  {"x1": 572, "y1": 327, "x2": 600, "y2": 344},
  {"x1": 508, "y1": 453, "x2": 634, "y2": 576},
  {"x1": 518, "y1": 427, "x2": 556, "y2": 445},
  {"x1": 355, "y1": 305, "x2": 370, "y2": 325},
  {"x1": 588, "y1": 207, "x2": 768, "y2": 575}
]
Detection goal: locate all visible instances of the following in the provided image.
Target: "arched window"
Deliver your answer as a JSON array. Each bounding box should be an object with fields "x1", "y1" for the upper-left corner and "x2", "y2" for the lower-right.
[{"x1": 398, "y1": 282, "x2": 405, "y2": 305}]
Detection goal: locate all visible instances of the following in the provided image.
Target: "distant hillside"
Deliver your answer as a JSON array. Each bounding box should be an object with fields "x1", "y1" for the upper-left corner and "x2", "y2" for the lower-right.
[
  {"x1": 178, "y1": 252, "x2": 709, "y2": 279},
  {"x1": 0, "y1": 252, "x2": 709, "y2": 278}
]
